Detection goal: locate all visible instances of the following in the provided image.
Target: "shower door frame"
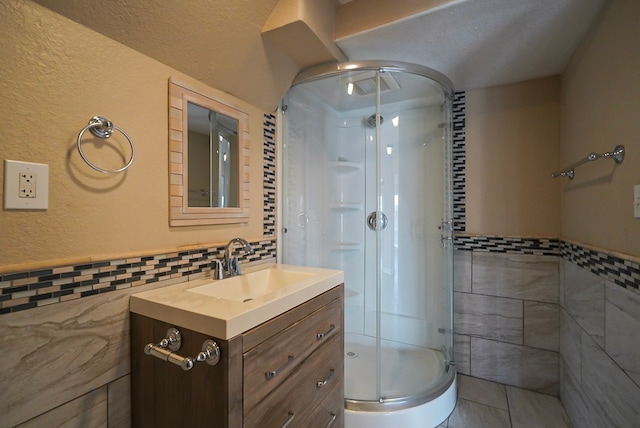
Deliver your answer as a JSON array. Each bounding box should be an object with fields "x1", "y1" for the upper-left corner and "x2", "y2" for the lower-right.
[{"x1": 278, "y1": 61, "x2": 457, "y2": 413}]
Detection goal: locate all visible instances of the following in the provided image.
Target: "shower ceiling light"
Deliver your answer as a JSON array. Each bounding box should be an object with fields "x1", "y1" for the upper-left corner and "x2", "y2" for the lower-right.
[
  {"x1": 347, "y1": 82, "x2": 354, "y2": 95},
  {"x1": 349, "y1": 71, "x2": 400, "y2": 96}
]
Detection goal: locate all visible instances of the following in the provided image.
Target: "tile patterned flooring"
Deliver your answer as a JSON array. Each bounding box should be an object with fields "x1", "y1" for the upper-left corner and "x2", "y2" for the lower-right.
[{"x1": 437, "y1": 375, "x2": 572, "y2": 427}]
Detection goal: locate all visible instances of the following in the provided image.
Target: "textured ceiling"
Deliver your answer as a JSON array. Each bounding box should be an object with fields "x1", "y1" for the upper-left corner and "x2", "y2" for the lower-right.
[
  {"x1": 35, "y1": 0, "x2": 606, "y2": 109},
  {"x1": 337, "y1": 0, "x2": 607, "y2": 91}
]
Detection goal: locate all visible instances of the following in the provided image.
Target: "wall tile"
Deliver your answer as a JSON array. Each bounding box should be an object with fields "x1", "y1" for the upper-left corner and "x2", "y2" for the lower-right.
[
  {"x1": 581, "y1": 331, "x2": 640, "y2": 426},
  {"x1": 559, "y1": 258, "x2": 565, "y2": 307},
  {"x1": 472, "y1": 253, "x2": 558, "y2": 303},
  {"x1": 15, "y1": 386, "x2": 107, "y2": 428},
  {"x1": 506, "y1": 385, "x2": 571, "y2": 428},
  {"x1": 524, "y1": 301, "x2": 559, "y2": 351},
  {"x1": 559, "y1": 308, "x2": 582, "y2": 381},
  {"x1": 470, "y1": 337, "x2": 558, "y2": 394},
  {"x1": 108, "y1": 375, "x2": 131, "y2": 428},
  {"x1": 559, "y1": 356, "x2": 606, "y2": 428},
  {"x1": 0, "y1": 282, "x2": 162, "y2": 427},
  {"x1": 454, "y1": 292, "x2": 523, "y2": 344},
  {"x1": 563, "y1": 261, "x2": 605, "y2": 346},
  {"x1": 454, "y1": 334, "x2": 470, "y2": 375},
  {"x1": 605, "y1": 280, "x2": 640, "y2": 386},
  {"x1": 454, "y1": 250, "x2": 471, "y2": 293}
]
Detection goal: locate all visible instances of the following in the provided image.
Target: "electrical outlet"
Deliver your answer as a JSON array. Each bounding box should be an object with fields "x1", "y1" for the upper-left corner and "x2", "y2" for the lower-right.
[
  {"x1": 19, "y1": 173, "x2": 36, "y2": 198},
  {"x1": 3, "y1": 160, "x2": 49, "y2": 210}
]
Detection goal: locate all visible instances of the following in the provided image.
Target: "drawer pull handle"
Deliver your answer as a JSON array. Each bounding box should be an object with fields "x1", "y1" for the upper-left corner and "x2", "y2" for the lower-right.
[
  {"x1": 265, "y1": 355, "x2": 294, "y2": 379},
  {"x1": 316, "y1": 324, "x2": 336, "y2": 340},
  {"x1": 325, "y1": 413, "x2": 337, "y2": 427},
  {"x1": 281, "y1": 412, "x2": 295, "y2": 428},
  {"x1": 317, "y1": 369, "x2": 335, "y2": 387}
]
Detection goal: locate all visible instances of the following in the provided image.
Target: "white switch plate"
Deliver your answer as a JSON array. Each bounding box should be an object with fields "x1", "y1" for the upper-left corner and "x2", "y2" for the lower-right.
[
  {"x1": 3, "y1": 160, "x2": 49, "y2": 210},
  {"x1": 635, "y1": 184, "x2": 640, "y2": 219}
]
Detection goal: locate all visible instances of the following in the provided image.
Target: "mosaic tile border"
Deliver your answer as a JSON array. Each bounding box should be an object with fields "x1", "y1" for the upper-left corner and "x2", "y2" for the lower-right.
[
  {"x1": 263, "y1": 113, "x2": 277, "y2": 237},
  {"x1": 562, "y1": 241, "x2": 639, "y2": 291},
  {"x1": 0, "y1": 239, "x2": 277, "y2": 315},
  {"x1": 454, "y1": 235, "x2": 560, "y2": 256},
  {"x1": 452, "y1": 92, "x2": 466, "y2": 233}
]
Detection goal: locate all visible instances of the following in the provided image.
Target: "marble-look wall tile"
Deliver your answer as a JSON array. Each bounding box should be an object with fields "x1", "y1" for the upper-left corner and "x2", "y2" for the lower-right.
[
  {"x1": 108, "y1": 375, "x2": 131, "y2": 428},
  {"x1": 16, "y1": 386, "x2": 107, "y2": 428},
  {"x1": 454, "y1": 292, "x2": 523, "y2": 344},
  {"x1": 581, "y1": 330, "x2": 640, "y2": 426},
  {"x1": 563, "y1": 260, "x2": 605, "y2": 346},
  {"x1": 559, "y1": 356, "x2": 606, "y2": 428},
  {"x1": 559, "y1": 308, "x2": 582, "y2": 381},
  {"x1": 605, "y1": 280, "x2": 640, "y2": 386},
  {"x1": 454, "y1": 250, "x2": 472, "y2": 293},
  {"x1": 559, "y1": 258, "x2": 565, "y2": 307},
  {"x1": 472, "y1": 253, "x2": 558, "y2": 303},
  {"x1": 470, "y1": 337, "x2": 558, "y2": 394},
  {"x1": 506, "y1": 385, "x2": 571, "y2": 428},
  {"x1": 524, "y1": 301, "x2": 559, "y2": 351},
  {"x1": 0, "y1": 281, "x2": 164, "y2": 427},
  {"x1": 454, "y1": 334, "x2": 470, "y2": 375}
]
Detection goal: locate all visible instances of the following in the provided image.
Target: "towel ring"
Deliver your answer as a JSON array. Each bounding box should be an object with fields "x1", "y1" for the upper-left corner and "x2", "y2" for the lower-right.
[{"x1": 77, "y1": 116, "x2": 135, "y2": 173}]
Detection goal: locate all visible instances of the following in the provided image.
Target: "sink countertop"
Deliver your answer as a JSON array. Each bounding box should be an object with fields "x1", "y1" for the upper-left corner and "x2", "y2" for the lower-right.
[{"x1": 129, "y1": 263, "x2": 344, "y2": 340}]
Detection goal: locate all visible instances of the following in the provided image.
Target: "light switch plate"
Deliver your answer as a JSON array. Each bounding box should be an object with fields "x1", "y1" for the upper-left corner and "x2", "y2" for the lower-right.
[{"x1": 3, "y1": 160, "x2": 49, "y2": 210}]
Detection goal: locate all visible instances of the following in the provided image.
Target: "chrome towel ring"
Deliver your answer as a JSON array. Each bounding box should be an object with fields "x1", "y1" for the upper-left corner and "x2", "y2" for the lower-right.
[{"x1": 77, "y1": 116, "x2": 135, "y2": 173}]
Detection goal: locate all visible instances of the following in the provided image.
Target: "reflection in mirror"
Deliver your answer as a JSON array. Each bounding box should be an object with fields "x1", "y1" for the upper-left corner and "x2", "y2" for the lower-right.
[
  {"x1": 169, "y1": 78, "x2": 250, "y2": 226},
  {"x1": 187, "y1": 103, "x2": 239, "y2": 208}
]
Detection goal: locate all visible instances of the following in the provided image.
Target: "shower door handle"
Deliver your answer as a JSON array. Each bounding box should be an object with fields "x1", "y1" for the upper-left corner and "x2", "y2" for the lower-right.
[
  {"x1": 367, "y1": 211, "x2": 388, "y2": 231},
  {"x1": 439, "y1": 220, "x2": 452, "y2": 247}
]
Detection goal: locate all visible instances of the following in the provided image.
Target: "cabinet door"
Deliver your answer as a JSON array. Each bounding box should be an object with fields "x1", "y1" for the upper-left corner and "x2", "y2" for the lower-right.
[{"x1": 131, "y1": 314, "x2": 243, "y2": 428}]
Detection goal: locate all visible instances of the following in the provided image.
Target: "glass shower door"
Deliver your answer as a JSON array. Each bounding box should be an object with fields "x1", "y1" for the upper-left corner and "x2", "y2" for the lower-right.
[{"x1": 280, "y1": 65, "x2": 455, "y2": 411}]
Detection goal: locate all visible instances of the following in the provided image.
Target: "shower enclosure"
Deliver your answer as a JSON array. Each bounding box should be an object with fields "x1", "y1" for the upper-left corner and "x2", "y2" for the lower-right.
[{"x1": 279, "y1": 61, "x2": 456, "y2": 427}]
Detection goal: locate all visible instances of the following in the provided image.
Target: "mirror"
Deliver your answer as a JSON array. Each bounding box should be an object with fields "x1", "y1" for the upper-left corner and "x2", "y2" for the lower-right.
[
  {"x1": 187, "y1": 103, "x2": 239, "y2": 208},
  {"x1": 169, "y1": 78, "x2": 250, "y2": 226}
]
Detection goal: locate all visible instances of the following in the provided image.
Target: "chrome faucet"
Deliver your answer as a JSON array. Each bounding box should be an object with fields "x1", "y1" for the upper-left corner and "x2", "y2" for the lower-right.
[{"x1": 219, "y1": 238, "x2": 254, "y2": 277}]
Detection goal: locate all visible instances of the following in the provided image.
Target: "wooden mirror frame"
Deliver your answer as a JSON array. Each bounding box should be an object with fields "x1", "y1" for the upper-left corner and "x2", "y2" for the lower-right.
[{"x1": 169, "y1": 78, "x2": 250, "y2": 226}]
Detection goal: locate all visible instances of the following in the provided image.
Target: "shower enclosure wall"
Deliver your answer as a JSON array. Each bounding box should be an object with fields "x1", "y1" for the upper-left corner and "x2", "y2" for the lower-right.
[{"x1": 279, "y1": 62, "x2": 456, "y2": 427}]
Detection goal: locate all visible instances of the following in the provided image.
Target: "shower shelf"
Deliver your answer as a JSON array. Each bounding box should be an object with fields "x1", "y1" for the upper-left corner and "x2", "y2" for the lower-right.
[
  {"x1": 330, "y1": 202, "x2": 362, "y2": 212},
  {"x1": 331, "y1": 242, "x2": 361, "y2": 252},
  {"x1": 330, "y1": 161, "x2": 362, "y2": 174}
]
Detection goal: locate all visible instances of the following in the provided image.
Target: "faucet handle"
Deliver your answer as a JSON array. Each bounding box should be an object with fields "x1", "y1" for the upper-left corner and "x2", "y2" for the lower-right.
[
  {"x1": 229, "y1": 257, "x2": 240, "y2": 275},
  {"x1": 212, "y1": 259, "x2": 225, "y2": 280}
]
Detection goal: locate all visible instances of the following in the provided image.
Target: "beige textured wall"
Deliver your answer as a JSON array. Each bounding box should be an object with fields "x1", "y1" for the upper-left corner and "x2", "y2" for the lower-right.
[
  {"x1": 560, "y1": 0, "x2": 640, "y2": 257},
  {"x1": 0, "y1": 1, "x2": 267, "y2": 270},
  {"x1": 465, "y1": 76, "x2": 561, "y2": 238}
]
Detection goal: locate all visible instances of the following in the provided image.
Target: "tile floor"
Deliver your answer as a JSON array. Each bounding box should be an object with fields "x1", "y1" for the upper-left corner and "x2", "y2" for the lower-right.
[{"x1": 437, "y1": 375, "x2": 572, "y2": 427}]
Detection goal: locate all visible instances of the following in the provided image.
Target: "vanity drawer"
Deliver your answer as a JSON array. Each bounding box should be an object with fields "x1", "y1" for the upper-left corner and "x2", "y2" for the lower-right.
[
  {"x1": 302, "y1": 378, "x2": 344, "y2": 428},
  {"x1": 243, "y1": 296, "x2": 342, "y2": 411},
  {"x1": 243, "y1": 334, "x2": 343, "y2": 427}
]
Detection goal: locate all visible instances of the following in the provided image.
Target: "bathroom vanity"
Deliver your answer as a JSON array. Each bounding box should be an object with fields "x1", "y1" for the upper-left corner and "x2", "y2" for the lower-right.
[{"x1": 129, "y1": 264, "x2": 344, "y2": 428}]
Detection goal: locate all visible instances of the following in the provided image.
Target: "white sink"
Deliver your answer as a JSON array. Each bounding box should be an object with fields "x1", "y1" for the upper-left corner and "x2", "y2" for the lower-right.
[
  {"x1": 187, "y1": 268, "x2": 316, "y2": 302},
  {"x1": 129, "y1": 263, "x2": 343, "y2": 339}
]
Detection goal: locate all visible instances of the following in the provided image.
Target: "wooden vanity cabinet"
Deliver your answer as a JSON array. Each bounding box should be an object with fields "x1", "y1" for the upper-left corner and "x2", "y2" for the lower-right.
[{"x1": 131, "y1": 284, "x2": 344, "y2": 428}]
